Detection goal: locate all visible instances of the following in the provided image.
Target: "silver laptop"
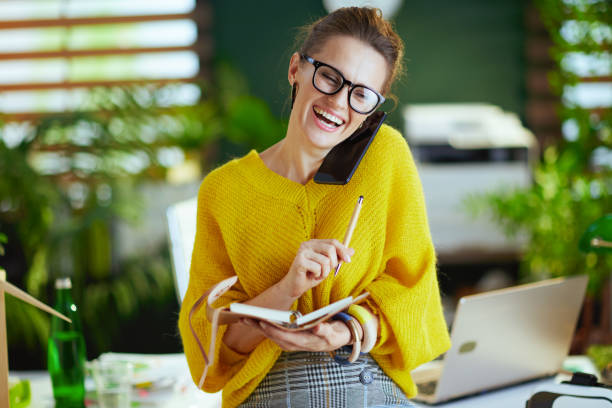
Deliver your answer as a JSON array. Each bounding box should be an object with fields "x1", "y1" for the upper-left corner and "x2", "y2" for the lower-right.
[{"x1": 412, "y1": 275, "x2": 588, "y2": 404}]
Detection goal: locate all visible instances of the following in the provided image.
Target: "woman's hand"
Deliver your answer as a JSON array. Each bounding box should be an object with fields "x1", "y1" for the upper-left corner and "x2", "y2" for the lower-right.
[
  {"x1": 242, "y1": 319, "x2": 353, "y2": 352},
  {"x1": 280, "y1": 239, "x2": 354, "y2": 298}
]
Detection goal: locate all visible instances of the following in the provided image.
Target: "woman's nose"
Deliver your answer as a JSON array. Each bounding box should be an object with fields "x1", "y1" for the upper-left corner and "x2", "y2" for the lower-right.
[{"x1": 327, "y1": 85, "x2": 350, "y2": 110}]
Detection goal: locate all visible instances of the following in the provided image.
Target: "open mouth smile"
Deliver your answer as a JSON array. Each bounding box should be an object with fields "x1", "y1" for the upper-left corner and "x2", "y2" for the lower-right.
[{"x1": 313, "y1": 106, "x2": 345, "y2": 129}]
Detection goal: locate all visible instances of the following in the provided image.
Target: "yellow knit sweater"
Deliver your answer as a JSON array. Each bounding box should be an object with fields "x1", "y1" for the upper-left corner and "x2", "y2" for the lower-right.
[{"x1": 178, "y1": 124, "x2": 451, "y2": 407}]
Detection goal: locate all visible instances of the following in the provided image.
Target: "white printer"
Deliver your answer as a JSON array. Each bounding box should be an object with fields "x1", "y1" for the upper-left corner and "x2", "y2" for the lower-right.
[{"x1": 403, "y1": 103, "x2": 537, "y2": 263}]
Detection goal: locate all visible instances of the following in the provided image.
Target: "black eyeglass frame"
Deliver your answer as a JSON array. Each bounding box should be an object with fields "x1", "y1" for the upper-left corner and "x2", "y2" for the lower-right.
[{"x1": 300, "y1": 54, "x2": 385, "y2": 115}]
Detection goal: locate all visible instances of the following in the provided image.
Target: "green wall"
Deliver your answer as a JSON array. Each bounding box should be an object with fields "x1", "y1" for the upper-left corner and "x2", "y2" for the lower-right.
[{"x1": 210, "y1": 0, "x2": 525, "y2": 132}]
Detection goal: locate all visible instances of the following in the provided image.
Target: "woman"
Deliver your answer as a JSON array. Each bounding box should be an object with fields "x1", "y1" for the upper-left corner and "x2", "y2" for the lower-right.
[{"x1": 179, "y1": 7, "x2": 450, "y2": 407}]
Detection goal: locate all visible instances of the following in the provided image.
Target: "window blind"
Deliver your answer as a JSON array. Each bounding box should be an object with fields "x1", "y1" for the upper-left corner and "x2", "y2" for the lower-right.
[{"x1": 0, "y1": 0, "x2": 210, "y2": 120}]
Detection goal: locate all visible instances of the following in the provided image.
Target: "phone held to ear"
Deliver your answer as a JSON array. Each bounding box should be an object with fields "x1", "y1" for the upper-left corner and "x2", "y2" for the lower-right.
[{"x1": 314, "y1": 111, "x2": 387, "y2": 185}]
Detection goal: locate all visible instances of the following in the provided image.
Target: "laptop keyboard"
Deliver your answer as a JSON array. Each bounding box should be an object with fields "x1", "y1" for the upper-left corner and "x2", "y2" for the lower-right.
[{"x1": 417, "y1": 380, "x2": 438, "y2": 396}]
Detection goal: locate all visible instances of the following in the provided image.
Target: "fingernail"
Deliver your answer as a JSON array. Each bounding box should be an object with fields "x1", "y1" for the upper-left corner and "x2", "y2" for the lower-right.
[{"x1": 346, "y1": 255, "x2": 351, "y2": 263}]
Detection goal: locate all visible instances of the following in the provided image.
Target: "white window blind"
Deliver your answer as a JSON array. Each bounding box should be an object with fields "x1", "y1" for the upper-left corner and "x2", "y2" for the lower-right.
[{"x1": 0, "y1": 0, "x2": 209, "y2": 120}]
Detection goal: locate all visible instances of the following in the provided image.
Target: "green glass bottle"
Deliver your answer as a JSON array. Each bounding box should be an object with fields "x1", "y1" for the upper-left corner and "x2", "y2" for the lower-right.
[{"x1": 47, "y1": 277, "x2": 87, "y2": 408}]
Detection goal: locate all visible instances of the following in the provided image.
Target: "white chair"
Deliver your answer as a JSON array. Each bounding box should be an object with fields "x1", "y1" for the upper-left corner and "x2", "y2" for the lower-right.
[
  {"x1": 166, "y1": 196, "x2": 223, "y2": 407},
  {"x1": 166, "y1": 197, "x2": 198, "y2": 303}
]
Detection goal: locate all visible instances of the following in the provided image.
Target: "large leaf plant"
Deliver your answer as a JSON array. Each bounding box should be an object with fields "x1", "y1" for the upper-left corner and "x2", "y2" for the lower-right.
[
  {"x1": 466, "y1": 0, "x2": 611, "y2": 296},
  {"x1": 0, "y1": 61, "x2": 286, "y2": 366}
]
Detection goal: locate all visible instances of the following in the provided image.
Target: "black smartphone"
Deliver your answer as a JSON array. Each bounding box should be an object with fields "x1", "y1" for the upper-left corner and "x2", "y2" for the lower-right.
[{"x1": 314, "y1": 110, "x2": 387, "y2": 185}]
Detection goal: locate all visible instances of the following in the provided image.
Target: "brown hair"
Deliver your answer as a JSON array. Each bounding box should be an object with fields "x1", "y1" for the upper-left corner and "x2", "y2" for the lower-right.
[{"x1": 297, "y1": 7, "x2": 404, "y2": 99}]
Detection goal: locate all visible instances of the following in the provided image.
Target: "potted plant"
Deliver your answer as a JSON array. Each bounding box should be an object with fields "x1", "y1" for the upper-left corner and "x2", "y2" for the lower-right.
[{"x1": 465, "y1": 0, "x2": 611, "y2": 352}]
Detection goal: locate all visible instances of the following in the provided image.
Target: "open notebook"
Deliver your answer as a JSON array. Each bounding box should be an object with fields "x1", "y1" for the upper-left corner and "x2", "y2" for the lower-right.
[
  {"x1": 412, "y1": 275, "x2": 588, "y2": 404},
  {"x1": 229, "y1": 295, "x2": 365, "y2": 327},
  {"x1": 189, "y1": 275, "x2": 369, "y2": 389}
]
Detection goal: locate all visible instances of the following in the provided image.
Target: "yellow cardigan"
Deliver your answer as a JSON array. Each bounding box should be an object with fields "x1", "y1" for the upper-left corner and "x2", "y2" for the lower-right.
[{"x1": 178, "y1": 124, "x2": 451, "y2": 407}]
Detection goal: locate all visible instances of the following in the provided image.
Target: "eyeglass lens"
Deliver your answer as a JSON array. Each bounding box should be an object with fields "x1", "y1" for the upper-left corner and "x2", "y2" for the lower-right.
[{"x1": 314, "y1": 65, "x2": 379, "y2": 114}]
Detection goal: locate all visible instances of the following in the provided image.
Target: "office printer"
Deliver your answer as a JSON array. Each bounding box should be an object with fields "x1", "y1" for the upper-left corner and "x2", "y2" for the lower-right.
[{"x1": 403, "y1": 103, "x2": 537, "y2": 263}]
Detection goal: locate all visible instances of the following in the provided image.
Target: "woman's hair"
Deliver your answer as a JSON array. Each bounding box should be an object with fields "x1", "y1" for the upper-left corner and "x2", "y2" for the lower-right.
[{"x1": 296, "y1": 7, "x2": 404, "y2": 98}]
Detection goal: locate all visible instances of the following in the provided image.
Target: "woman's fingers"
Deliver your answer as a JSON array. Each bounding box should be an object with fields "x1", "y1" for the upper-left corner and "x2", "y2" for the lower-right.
[
  {"x1": 259, "y1": 322, "x2": 328, "y2": 351},
  {"x1": 286, "y1": 239, "x2": 356, "y2": 296},
  {"x1": 299, "y1": 256, "x2": 322, "y2": 280},
  {"x1": 258, "y1": 322, "x2": 303, "y2": 351},
  {"x1": 241, "y1": 318, "x2": 261, "y2": 330},
  {"x1": 318, "y1": 241, "x2": 339, "y2": 268},
  {"x1": 329, "y1": 239, "x2": 354, "y2": 263},
  {"x1": 299, "y1": 239, "x2": 356, "y2": 280},
  {"x1": 258, "y1": 321, "x2": 348, "y2": 352},
  {"x1": 313, "y1": 239, "x2": 353, "y2": 264},
  {"x1": 304, "y1": 251, "x2": 331, "y2": 279},
  {"x1": 311, "y1": 322, "x2": 331, "y2": 338}
]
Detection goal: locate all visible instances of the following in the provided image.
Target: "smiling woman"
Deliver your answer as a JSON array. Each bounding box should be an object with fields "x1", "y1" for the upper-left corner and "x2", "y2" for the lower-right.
[
  {"x1": 284, "y1": 35, "x2": 389, "y2": 159},
  {"x1": 178, "y1": 7, "x2": 451, "y2": 408}
]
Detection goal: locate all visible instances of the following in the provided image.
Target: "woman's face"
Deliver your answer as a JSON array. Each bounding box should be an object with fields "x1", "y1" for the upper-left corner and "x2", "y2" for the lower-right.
[{"x1": 288, "y1": 35, "x2": 388, "y2": 152}]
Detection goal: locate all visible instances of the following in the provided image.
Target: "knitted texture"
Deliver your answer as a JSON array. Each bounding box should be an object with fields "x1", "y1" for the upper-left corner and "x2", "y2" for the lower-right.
[{"x1": 178, "y1": 124, "x2": 451, "y2": 407}]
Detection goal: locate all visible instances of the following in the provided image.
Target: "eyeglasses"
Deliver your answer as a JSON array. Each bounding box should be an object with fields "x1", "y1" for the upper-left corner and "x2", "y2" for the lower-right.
[{"x1": 300, "y1": 54, "x2": 385, "y2": 115}]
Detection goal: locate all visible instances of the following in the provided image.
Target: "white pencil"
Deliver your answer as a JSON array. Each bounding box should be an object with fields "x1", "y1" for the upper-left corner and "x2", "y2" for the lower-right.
[{"x1": 335, "y1": 195, "x2": 363, "y2": 277}]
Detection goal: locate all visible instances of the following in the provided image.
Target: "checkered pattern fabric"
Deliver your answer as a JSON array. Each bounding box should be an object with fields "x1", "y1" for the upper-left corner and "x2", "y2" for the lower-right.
[{"x1": 239, "y1": 350, "x2": 415, "y2": 408}]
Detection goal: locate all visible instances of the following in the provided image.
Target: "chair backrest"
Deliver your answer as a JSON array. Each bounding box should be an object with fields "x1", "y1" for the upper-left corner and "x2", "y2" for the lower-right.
[{"x1": 166, "y1": 197, "x2": 198, "y2": 302}]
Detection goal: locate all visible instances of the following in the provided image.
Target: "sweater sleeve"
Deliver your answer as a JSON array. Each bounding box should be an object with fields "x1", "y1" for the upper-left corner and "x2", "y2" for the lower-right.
[
  {"x1": 178, "y1": 178, "x2": 250, "y2": 392},
  {"x1": 365, "y1": 130, "x2": 451, "y2": 373}
]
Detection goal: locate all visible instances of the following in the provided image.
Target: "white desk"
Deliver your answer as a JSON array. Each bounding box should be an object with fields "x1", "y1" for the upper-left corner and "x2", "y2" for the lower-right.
[
  {"x1": 411, "y1": 377, "x2": 555, "y2": 408},
  {"x1": 13, "y1": 370, "x2": 554, "y2": 408},
  {"x1": 11, "y1": 353, "x2": 222, "y2": 408},
  {"x1": 14, "y1": 353, "x2": 588, "y2": 408}
]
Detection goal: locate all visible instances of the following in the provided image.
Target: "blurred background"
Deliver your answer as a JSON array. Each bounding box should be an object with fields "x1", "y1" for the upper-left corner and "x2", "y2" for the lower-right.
[{"x1": 0, "y1": 0, "x2": 610, "y2": 371}]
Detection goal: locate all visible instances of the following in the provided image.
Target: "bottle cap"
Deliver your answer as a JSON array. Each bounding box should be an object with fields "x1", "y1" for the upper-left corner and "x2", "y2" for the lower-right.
[{"x1": 55, "y1": 277, "x2": 72, "y2": 289}]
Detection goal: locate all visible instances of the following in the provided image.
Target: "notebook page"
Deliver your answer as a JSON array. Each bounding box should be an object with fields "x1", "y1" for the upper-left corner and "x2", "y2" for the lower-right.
[
  {"x1": 295, "y1": 296, "x2": 354, "y2": 326},
  {"x1": 229, "y1": 303, "x2": 293, "y2": 324}
]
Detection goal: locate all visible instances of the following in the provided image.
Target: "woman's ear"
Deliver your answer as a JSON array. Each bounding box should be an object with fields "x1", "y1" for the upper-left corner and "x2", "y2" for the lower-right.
[
  {"x1": 288, "y1": 52, "x2": 301, "y2": 85},
  {"x1": 291, "y1": 83, "x2": 298, "y2": 109}
]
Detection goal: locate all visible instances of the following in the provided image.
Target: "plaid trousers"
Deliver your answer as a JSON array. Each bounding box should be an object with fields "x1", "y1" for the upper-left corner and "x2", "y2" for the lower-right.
[{"x1": 239, "y1": 349, "x2": 415, "y2": 408}]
